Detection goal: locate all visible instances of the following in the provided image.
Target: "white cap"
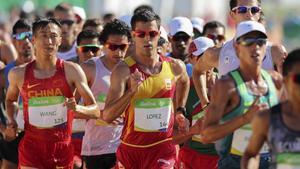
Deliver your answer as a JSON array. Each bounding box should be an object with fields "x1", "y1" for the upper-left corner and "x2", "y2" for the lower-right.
[
  {"x1": 191, "y1": 17, "x2": 204, "y2": 33},
  {"x1": 189, "y1": 37, "x2": 214, "y2": 56},
  {"x1": 73, "y1": 6, "x2": 86, "y2": 20},
  {"x1": 235, "y1": 21, "x2": 267, "y2": 41},
  {"x1": 160, "y1": 26, "x2": 169, "y2": 42},
  {"x1": 119, "y1": 15, "x2": 132, "y2": 28},
  {"x1": 169, "y1": 17, "x2": 193, "y2": 37}
]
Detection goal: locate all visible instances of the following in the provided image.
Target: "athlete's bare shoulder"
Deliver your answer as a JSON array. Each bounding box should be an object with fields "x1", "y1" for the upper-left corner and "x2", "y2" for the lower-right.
[
  {"x1": 112, "y1": 61, "x2": 130, "y2": 79},
  {"x1": 168, "y1": 57, "x2": 186, "y2": 76},
  {"x1": 200, "y1": 46, "x2": 221, "y2": 68}
]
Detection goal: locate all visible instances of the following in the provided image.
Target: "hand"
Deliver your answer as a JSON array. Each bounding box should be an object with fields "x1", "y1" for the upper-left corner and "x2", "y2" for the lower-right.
[
  {"x1": 175, "y1": 113, "x2": 190, "y2": 134},
  {"x1": 243, "y1": 96, "x2": 268, "y2": 123},
  {"x1": 65, "y1": 97, "x2": 77, "y2": 111},
  {"x1": 190, "y1": 118, "x2": 203, "y2": 135},
  {"x1": 129, "y1": 69, "x2": 143, "y2": 93},
  {"x1": 3, "y1": 123, "x2": 18, "y2": 141}
]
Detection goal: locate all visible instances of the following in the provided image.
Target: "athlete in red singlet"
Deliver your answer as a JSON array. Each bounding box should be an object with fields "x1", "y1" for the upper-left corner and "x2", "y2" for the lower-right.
[{"x1": 5, "y1": 18, "x2": 99, "y2": 169}]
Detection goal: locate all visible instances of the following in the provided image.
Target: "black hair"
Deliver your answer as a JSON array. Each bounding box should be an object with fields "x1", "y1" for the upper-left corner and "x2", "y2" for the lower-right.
[
  {"x1": 54, "y1": 3, "x2": 73, "y2": 13},
  {"x1": 202, "y1": 21, "x2": 226, "y2": 35},
  {"x1": 99, "y1": 19, "x2": 131, "y2": 44},
  {"x1": 133, "y1": 4, "x2": 154, "y2": 14},
  {"x1": 32, "y1": 18, "x2": 61, "y2": 36},
  {"x1": 283, "y1": 49, "x2": 300, "y2": 76},
  {"x1": 131, "y1": 10, "x2": 160, "y2": 31},
  {"x1": 77, "y1": 30, "x2": 100, "y2": 45},
  {"x1": 12, "y1": 19, "x2": 31, "y2": 34},
  {"x1": 102, "y1": 13, "x2": 116, "y2": 23},
  {"x1": 229, "y1": 0, "x2": 261, "y2": 10},
  {"x1": 83, "y1": 19, "x2": 103, "y2": 29},
  {"x1": 158, "y1": 37, "x2": 167, "y2": 46}
]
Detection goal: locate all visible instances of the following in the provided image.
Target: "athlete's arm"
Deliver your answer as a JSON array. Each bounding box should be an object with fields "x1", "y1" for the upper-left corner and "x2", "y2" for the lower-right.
[
  {"x1": 102, "y1": 62, "x2": 139, "y2": 123},
  {"x1": 64, "y1": 62, "x2": 99, "y2": 119},
  {"x1": 192, "y1": 47, "x2": 220, "y2": 107},
  {"x1": 0, "y1": 68, "x2": 5, "y2": 103},
  {"x1": 200, "y1": 78, "x2": 266, "y2": 143},
  {"x1": 80, "y1": 59, "x2": 96, "y2": 88},
  {"x1": 271, "y1": 44, "x2": 287, "y2": 75},
  {"x1": 171, "y1": 58, "x2": 190, "y2": 111},
  {"x1": 241, "y1": 109, "x2": 270, "y2": 169},
  {"x1": 5, "y1": 66, "x2": 24, "y2": 129},
  {"x1": 0, "y1": 42, "x2": 17, "y2": 64}
]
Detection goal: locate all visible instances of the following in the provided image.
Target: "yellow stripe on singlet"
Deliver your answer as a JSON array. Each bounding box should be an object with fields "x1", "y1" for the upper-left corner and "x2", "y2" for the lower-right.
[{"x1": 121, "y1": 138, "x2": 172, "y2": 148}]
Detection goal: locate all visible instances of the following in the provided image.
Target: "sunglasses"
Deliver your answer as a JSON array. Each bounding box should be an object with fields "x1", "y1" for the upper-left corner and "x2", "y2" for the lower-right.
[
  {"x1": 292, "y1": 74, "x2": 300, "y2": 84},
  {"x1": 232, "y1": 6, "x2": 261, "y2": 14},
  {"x1": 77, "y1": 45, "x2": 101, "y2": 53},
  {"x1": 237, "y1": 38, "x2": 267, "y2": 47},
  {"x1": 172, "y1": 34, "x2": 191, "y2": 42},
  {"x1": 206, "y1": 34, "x2": 225, "y2": 41},
  {"x1": 134, "y1": 30, "x2": 159, "y2": 38},
  {"x1": 104, "y1": 43, "x2": 129, "y2": 51},
  {"x1": 13, "y1": 32, "x2": 32, "y2": 40},
  {"x1": 59, "y1": 19, "x2": 75, "y2": 26}
]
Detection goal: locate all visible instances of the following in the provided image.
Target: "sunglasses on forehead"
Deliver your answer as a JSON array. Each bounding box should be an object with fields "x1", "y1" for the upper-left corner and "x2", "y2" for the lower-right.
[
  {"x1": 12, "y1": 32, "x2": 32, "y2": 40},
  {"x1": 237, "y1": 38, "x2": 267, "y2": 47},
  {"x1": 77, "y1": 44, "x2": 101, "y2": 53},
  {"x1": 59, "y1": 19, "x2": 75, "y2": 26},
  {"x1": 232, "y1": 6, "x2": 261, "y2": 14},
  {"x1": 104, "y1": 43, "x2": 129, "y2": 51},
  {"x1": 134, "y1": 30, "x2": 159, "y2": 38},
  {"x1": 292, "y1": 74, "x2": 300, "y2": 84}
]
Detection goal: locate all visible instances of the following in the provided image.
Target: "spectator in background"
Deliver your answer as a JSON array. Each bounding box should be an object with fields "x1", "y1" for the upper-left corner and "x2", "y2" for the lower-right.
[
  {"x1": 83, "y1": 18, "x2": 103, "y2": 34},
  {"x1": 102, "y1": 13, "x2": 116, "y2": 25}
]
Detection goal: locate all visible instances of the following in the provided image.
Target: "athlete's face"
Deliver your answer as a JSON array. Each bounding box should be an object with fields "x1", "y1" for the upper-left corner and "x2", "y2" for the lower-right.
[
  {"x1": 54, "y1": 10, "x2": 77, "y2": 49},
  {"x1": 284, "y1": 63, "x2": 300, "y2": 102},
  {"x1": 235, "y1": 31, "x2": 267, "y2": 67},
  {"x1": 204, "y1": 27, "x2": 226, "y2": 47},
  {"x1": 132, "y1": 20, "x2": 160, "y2": 58},
  {"x1": 32, "y1": 23, "x2": 62, "y2": 58},
  {"x1": 76, "y1": 38, "x2": 100, "y2": 64},
  {"x1": 230, "y1": 0, "x2": 261, "y2": 25},
  {"x1": 170, "y1": 32, "x2": 193, "y2": 60},
  {"x1": 103, "y1": 34, "x2": 129, "y2": 64},
  {"x1": 13, "y1": 28, "x2": 34, "y2": 63}
]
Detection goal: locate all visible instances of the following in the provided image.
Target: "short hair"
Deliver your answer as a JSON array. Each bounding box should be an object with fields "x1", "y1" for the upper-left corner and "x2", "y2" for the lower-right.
[
  {"x1": 202, "y1": 21, "x2": 226, "y2": 35},
  {"x1": 12, "y1": 19, "x2": 31, "y2": 34},
  {"x1": 102, "y1": 13, "x2": 116, "y2": 22},
  {"x1": 32, "y1": 18, "x2": 61, "y2": 36},
  {"x1": 133, "y1": 4, "x2": 154, "y2": 14},
  {"x1": 99, "y1": 19, "x2": 131, "y2": 44},
  {"x1": 76, "y1": 30, "x2": 100, "y2": 45},
  {"x1": 54, "y1": 3, "x2": 74, "y2": 13},
  {"x1": 83, "y1": 19, "x2": 103, "y2": 29},
  {"x1": 229, "y1": 0, "x2": 261, "y2": 10},
  {"x1": 282, "y1": 49, "x2": 300, "y2": 76},
  {"x1": 131, "y1": 10, "x2": 160, "y2": 31}
]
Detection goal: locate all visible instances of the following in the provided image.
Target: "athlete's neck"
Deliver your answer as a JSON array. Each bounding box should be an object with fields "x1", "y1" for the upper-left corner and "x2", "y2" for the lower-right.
[
  {"x1": 101, "y1": 56, "x2": 116, "y2": 71},
  {"x1": 239, "y1": 65, "x2": 262, "y2": 83},
  {"x1": 133, "y1": 53, "x2": 160, "y2": 69},
  {"x1": 59, "y1": 42, "x2": 74, "y2": 52},
  {"x1": 35, "y1": 56, "x2": 57, "y2": 70}
]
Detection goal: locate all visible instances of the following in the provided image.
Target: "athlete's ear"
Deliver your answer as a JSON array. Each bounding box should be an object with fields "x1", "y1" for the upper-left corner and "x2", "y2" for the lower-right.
[
  {"x1": 234, "y1": 41, "x2": 240, "y2": 58},
  {"x1": 131, "y1": 31, "x2": 136, "y2": 44}
]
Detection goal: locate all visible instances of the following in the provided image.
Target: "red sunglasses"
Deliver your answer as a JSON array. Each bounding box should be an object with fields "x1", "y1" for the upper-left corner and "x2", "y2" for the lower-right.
[
  {"x1": 206, "y1": 34, "x2": 225, "y2": 41},
  {"x1": 134, "y1": 30, "x2": 159, "y2": 38},
  {"x1": 105, "y1": 43, "x2": 129, "y2": 51}
]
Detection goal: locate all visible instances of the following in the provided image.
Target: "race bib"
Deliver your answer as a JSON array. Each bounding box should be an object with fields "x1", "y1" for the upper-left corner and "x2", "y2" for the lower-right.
[
  {"x1": 72, "y1": 119, "x2": 86, "y2": 132},
  {"x1": 28, "y1": 96, "x2": 67, "y2": 128},
  {"x1": 230, "y1": 124, "x2": 269, "y2": 156},
  {"x1": 277, "y1": 153, "x2": 300, "y2": 169},
  {"x1": 134, "y1": 98, "x2": 172, "y2": 132},
  {"x1": 191, "y1": 110, "x2": 205, "y2": 142},
  {"x1": 95, "y1": 93, "x2": 110, "y2": 126}
]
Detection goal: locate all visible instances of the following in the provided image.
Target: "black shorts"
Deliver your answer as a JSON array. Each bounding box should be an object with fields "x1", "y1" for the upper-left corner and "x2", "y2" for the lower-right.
[
  {"x1": 0, "y1": 131, "x2": 24, "y2": 164},
  {"x1": 83, "y1": 153, "x2": 116, "y2": 169}
]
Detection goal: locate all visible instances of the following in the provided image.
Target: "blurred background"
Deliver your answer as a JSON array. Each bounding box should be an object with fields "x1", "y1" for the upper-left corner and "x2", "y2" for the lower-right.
[{"x1": 0, "y1": 0, "x2": 299, "y2": 51}]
